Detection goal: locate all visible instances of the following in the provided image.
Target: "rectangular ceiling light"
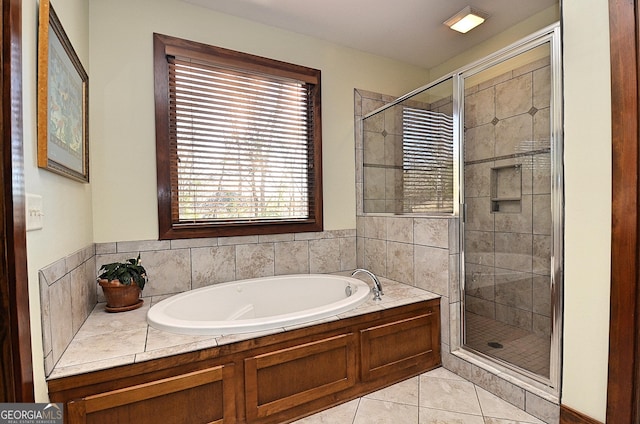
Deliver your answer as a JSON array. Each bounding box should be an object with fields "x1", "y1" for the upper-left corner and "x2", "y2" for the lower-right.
[{"x1": 444, "y1": 6, "x2": 489, "y2": 33}]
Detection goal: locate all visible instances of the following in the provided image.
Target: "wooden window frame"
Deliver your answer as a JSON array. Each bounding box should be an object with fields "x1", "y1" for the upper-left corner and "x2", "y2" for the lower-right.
[{"x1": 153, "y1": 33, "x2": 323, "y2": 239}]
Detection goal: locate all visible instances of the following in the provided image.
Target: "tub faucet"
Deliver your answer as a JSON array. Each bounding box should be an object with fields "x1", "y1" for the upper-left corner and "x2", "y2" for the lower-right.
[{"x1": 351, "y1": 269, "x2": 384, "y2": 301}]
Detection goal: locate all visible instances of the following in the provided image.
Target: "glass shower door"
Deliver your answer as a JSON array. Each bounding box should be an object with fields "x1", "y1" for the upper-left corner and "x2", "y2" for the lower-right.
[{"x1": 461, "y1": 39, "x2": 560, "y2": 382}]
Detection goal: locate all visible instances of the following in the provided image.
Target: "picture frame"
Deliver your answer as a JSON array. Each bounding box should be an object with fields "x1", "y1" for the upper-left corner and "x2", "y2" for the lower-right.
[{"x1": 37, "y1": 0, "x2": 89, "y2": 183}]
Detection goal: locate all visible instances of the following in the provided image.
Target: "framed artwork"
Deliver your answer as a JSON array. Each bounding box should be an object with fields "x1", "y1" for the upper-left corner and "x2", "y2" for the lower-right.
[{"x1": 37, "y1": 0, "x2": 89, "y2": 182}]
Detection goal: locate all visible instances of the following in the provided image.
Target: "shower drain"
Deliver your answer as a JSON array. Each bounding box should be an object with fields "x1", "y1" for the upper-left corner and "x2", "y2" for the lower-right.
[{"x1": 487, "y1": 341, "x2": 504, "y2": 349}]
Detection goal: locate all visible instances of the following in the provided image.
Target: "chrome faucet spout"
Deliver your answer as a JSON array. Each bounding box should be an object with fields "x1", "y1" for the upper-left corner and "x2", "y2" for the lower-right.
[{"x1": 351, "y1": 268, "x2": 384, "y2": 301}]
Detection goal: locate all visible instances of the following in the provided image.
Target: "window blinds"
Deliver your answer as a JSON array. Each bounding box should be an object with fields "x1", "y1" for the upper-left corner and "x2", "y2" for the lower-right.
[
  {"x1": 402, "y1": 107, "x2": 454, "y2": 213},
  {"x1": 168, "y1": 58, "x2": 315, "y2": 223}
]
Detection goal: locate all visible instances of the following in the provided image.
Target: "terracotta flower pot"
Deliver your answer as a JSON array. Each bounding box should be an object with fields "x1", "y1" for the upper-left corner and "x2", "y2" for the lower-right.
[{"x1": 98, "y1": 279, "x2": 143, "y2": 312}]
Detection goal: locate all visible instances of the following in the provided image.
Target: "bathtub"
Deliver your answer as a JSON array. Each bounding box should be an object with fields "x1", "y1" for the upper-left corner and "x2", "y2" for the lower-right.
[{"x1": 147, "y1": 274, "x2": 371, "y2": 335}]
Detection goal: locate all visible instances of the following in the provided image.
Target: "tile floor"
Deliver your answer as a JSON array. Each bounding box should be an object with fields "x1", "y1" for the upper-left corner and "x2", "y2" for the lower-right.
[
  {"x1": 292, "y1": 368, "x2": 545, "y2": 424},
  {"x1": 465, "y1": 312, "x2": 551, "y2": 377}
]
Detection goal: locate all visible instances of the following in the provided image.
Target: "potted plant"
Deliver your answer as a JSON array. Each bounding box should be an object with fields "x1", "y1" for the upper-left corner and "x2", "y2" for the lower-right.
[{"x1": 97, "y1": 254, "x2": 148, "y2": 312}]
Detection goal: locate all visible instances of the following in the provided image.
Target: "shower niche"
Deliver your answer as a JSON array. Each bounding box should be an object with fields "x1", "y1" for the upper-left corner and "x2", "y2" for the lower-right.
[{"x1": 490, "y1": 164, "x2": 522, "y2": 213}]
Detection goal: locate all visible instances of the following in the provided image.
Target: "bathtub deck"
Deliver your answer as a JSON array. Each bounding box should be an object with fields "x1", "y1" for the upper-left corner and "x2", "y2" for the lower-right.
[{"x1": 47, "y1": 275, "x2": 440, "y2": 380}]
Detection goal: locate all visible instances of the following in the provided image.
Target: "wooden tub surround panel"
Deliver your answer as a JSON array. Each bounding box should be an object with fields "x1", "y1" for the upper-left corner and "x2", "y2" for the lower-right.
[{"x1": 48, "y1": 299, "x2": 440, "y2": 424}]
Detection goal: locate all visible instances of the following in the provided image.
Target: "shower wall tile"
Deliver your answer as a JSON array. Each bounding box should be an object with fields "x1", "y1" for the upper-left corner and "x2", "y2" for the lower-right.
[
  {"x1": 533, "y1": 109, "x2": 551, "y2": 148},
  {"x1": 495, "y1": 195, "x2": 533, "y2": 233},
  {"x1": 465, "y1": 263, "x2": 496, "y2": 302},
  {"x1": 414, "y1": 218, "x2": 449, "y2": 248},
  {"x1": 465, "y1": 162, "x2": 492, "y2": 198},
  {"x1": 448, "y1": 218, "x2": 460, "y2": 255},
  {"x1": 464, "y1": 124, "x2": 495, "y2": 162},
  {"x1": 494, "y1": 233, "x2": 533, "y2": 273},
  {"x1": 495, "y1": 271, "x2": 533, "y2": 311},
  {"x1": 363, "y1": 167, "x2": 385, "y2": 199},
  {"x1": 387, "y1": 242, "x2": 414, "y2": 284},
  {"x1": 191, "y1": 245, "x2": 236, "y2": 288},
  {"x1": 533, "y1": 235, "x2": 551, "y2": 275},
  {"x1": 415, "y1": 246, "x2": 449, "y2": 296},
  {"x1": 532, "y1": 276, "x2": 552, "y2": 317},
  {"x1": 495, "y1": 73, "x2": 532, "y2": 119},
  {"x1": 361, "y1": 98, "x2": 385, "y2": 119},
  {"x1": 464, "y1": 231, "x2": 495, "y2": 267},
  {"x1": 495, "y1": 114, "x2": 533, "y2": 157},
  {"x1": 465, "y1": 295, "x2": 496, "y2": 319},
  {"x1": 236, "y1": 243, "x2": 275, "y2": 280},
  {"x1": 465, "y1": 88, "x2": 495, "y2": 128},
  {"x1": 495, "y1": 303, "x2": 532, "y2": 331},
  {"x1": 533, "y1": 194, "x2": 552, "y2": 235},
  {"x1": 364, "y1": 216, "x2": 387, "y2": 240},
  {"x1": 533, "y1": 153, "x2": 551, "y2": 195},
  {"x1": 533, "y1": 66, "x2": 551, "y2": 109},
  {"x1": 449, "y1": 254, "x2": 461, "y2": 303},
  {"x1": 533, "y1": 314, "x2": 552, "y2": 337},
  {"x1": 364, "y1": 131, "x2": 385, "y2": 164},
  {"x1": 465, "y1": 197, "x2": 494, "y2": 232},
  {"x1": 387, "y1": 217, "x2": 413, "y2": 243}
]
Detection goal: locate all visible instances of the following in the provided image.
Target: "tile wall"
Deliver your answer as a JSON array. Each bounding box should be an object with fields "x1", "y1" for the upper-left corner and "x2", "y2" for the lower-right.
[
  {"x1": 463, "y1": 56, "x2": 552, "y2": 337},
  {"x1": 355, "y1": 88, "x2": 559, "y2": 423},
  {"x1": 39, "y1": 229, "x2": 356, "y2": 376}
]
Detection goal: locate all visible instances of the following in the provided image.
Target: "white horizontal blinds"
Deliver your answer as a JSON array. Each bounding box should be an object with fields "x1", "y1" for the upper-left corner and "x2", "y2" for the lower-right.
[
  {"x1": 168, "y1": 57, "x2": 313, "y2": 223},
  {"x1": 402, "y1": 107, "x2": 454, "y2": 213}
]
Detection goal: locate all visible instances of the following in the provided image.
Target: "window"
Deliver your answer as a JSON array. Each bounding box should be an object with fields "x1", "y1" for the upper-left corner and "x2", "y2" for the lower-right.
[
  {"x1": 402, "y1": 107, "x2": 454, "y2": 213},
  {"x1": 154, "y1": 34, "x2": 323, "y2": 239}
]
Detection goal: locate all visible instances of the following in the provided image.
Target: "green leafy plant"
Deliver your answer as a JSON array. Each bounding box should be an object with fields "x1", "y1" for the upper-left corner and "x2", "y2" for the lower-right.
[{"x1": 97, "y1": 254, "x2": 148, "y2": 290}]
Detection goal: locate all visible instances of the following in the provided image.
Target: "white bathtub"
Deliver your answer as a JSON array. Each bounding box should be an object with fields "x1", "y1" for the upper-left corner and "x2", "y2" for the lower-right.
[{"x1": 147, "y1": 274, "x2": 371, "y2": 335}]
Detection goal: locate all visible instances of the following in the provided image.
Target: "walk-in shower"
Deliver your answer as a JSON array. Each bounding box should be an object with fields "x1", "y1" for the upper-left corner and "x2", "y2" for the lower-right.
[{"x1": 360, "y1": 24, "x2": 562, "y2": 393}]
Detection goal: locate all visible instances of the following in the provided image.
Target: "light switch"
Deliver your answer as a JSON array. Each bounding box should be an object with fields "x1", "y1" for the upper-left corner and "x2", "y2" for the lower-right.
[{"x1": 26, "y1": 193, "x2": 44, "y2": 231}]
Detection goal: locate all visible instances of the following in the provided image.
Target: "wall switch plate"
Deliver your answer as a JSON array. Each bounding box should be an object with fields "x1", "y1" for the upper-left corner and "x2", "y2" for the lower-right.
[{"x1": 26, "y1": 193, "x2": 44, "y2": 231}]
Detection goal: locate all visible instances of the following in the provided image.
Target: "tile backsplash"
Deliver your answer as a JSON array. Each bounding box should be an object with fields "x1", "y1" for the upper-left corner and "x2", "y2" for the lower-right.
[{"x1": 39, "y1": 229, "x2": 356, "y2": 376}]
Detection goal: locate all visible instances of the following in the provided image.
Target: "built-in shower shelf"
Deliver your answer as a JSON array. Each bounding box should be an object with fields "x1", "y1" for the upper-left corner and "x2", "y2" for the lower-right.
[{"x1": 490, "y1": 164, "x2": 522, "y2": 213}]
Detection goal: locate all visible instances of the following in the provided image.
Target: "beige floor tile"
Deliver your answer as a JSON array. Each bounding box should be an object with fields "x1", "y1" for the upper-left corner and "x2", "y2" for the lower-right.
[
  {"x1": 291, "y1": 399, "x2": 359, "y2": 424},
  {"x1": 365, "y1": 376, "x2": 419, "y2": 406},
  {"x1": 477, "y1": 387, "x2": 545, "y2": 423},
  {"x1": 419, "y1": 407, "x2": 485, "y2": 424},
  {"x1": 422, "y1": 367, "x2": 467, "y2": 381},
  {"x1": 419, "y1": 375, "x2": 482, "y2": 415},
  {"x1": 354, "y1": 398, "x2": 419, "y2": 424}
]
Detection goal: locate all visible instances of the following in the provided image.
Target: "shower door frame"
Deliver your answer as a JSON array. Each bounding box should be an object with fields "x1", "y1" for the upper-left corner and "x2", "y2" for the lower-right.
[{"x1": 455, "y1": 23, "x2": 563, "y2": 394}]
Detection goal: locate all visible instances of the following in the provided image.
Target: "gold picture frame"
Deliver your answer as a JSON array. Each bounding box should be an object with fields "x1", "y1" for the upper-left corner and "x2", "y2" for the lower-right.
[{"x1": 37, "y1": 0, "x2": 89, "y2": 182}]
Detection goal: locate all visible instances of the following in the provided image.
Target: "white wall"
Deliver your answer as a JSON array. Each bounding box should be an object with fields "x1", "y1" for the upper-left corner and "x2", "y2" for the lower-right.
[
  {"x1": 89, "y1": 0, "x2": 430, "y2": 242},
  {"x1": 561, "y1": 0, "x2": 611, "y2": 420},
  {"x1": 22, "y1": 0, "x2": 92, "y2": 401}
]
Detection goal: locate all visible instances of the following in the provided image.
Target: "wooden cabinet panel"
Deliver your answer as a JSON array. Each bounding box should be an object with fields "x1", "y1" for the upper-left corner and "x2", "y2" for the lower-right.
[
  {"x1": 66, "y1": 365, "x2": 235, "y2": 424},
  {"x1": 49, "y1": 300, "x2": 441, "y2": 424},
  {"x1": 244, "y1": 333, "x2": 357, "y2": 421},
  {"x1": 360, "y1": 308, "x2": 440, "y2": 382}
]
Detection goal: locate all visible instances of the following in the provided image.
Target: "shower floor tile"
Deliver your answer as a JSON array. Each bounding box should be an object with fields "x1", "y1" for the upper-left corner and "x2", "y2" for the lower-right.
[{"x1": 464, "y1": 312, "x2": 551, "y2": 377}]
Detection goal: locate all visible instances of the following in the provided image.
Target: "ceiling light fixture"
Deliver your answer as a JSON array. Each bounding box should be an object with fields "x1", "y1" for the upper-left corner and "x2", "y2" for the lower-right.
[{"x1": 444, "y1": 6, "x2": 489, "y2": 34}]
